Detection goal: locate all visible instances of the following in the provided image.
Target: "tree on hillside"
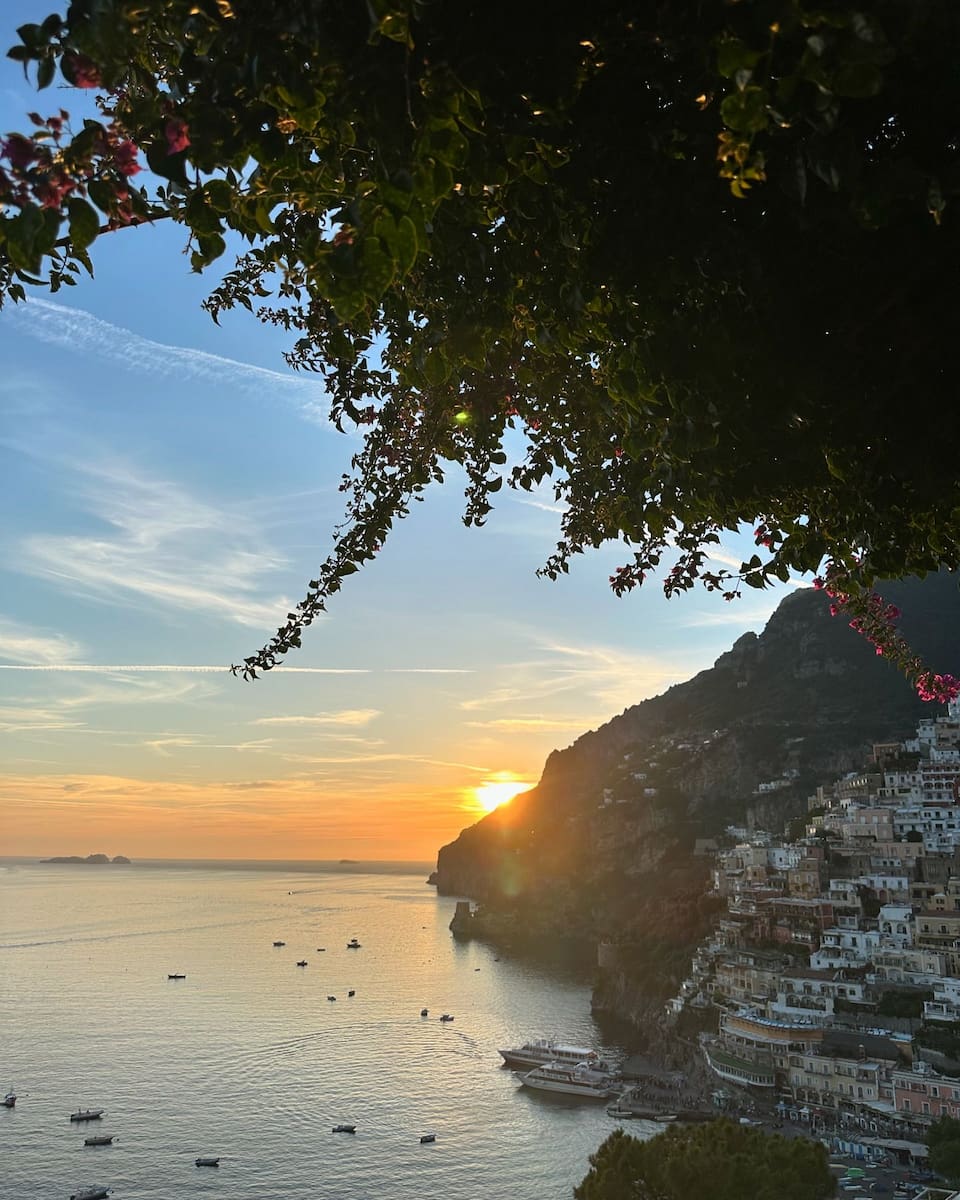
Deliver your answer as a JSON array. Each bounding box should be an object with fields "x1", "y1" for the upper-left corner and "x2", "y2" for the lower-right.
[
  {"x1": 928, "y1": 1115, "x2": 960, "y2": 1186},
  {"x1": 2, "y1": 1, "x2": 959, "y2": 688},
  {"x1": 574, "y1": 1121, "x2": 834, "y2": 1200}
]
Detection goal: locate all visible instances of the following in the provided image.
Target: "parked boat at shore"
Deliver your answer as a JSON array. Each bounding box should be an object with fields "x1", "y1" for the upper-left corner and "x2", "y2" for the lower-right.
[
  {"x1": 500, "y1": 1038, "x2": 616, "y2": 1072},
  {"x1": 520, "y1": 1062, "x2": 620, "y2": 1100}
]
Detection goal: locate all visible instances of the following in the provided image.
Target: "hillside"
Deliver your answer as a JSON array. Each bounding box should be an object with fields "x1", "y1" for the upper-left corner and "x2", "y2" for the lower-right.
[{"x1": 433, "y1": 574, "x2": 960, "y2": 1015}]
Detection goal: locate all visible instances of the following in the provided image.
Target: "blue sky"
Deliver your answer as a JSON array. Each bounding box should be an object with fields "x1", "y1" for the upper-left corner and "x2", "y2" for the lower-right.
[{"x1": 0, "y1": 5, "x2": 800, "y2": 860}]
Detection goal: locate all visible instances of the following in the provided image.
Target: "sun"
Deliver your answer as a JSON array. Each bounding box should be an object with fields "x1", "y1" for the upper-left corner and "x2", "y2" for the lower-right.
[{"x1": 472, "y1": 775, "x2": 532, "y2": 813}]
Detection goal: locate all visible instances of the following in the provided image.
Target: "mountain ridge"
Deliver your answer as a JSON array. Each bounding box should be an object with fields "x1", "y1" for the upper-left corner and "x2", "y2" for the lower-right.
[{"x1": 434, "y1": 575, "x2": 960, "y2": 1009}]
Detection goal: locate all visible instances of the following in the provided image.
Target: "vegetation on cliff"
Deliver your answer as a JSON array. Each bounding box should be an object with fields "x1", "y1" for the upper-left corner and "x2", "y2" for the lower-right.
[
  {"x1": 574, "y1": 1123, "x2": 833, "y2": 1200},
  {"x1": 436, "y1": 575, "x2": 960, "y2": 1000},
  {"x1": 2, "y1": 3, "x2": 960, "y2": 683}
]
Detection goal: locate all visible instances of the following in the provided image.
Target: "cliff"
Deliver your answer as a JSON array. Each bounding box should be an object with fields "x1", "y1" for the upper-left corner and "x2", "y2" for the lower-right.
[{"x1": 434, "y1": 573, "x2": 960, "y2": 1022}]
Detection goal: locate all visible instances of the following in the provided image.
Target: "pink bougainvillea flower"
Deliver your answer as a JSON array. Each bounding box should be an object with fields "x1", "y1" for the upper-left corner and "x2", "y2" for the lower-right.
[
  {"x1": 164, "y1": 118, "x2": 190, "y2": 155},
  {"x1": 113, "y1": 140, "x2": 141, "y2": 176},
  {"x1": 64, "y1": 53, "x2": 101, "y2": 88},
  {"x1": 1, "y1": 135, "x2": 37, "y2": 171}
]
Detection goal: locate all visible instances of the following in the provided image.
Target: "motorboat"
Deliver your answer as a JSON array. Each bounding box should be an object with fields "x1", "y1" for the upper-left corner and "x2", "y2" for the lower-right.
[
  {"x1": 272, "y1": 940, "x2": 285, "y2": 947},
  {"x1": 346, "y1": 938, "x2": 361, "y2": 949},
  {"x1": 348, "y1": 989, "x2": 355, "y2": 997},
  {"x1": 499, "y1": 1038, "x2": 616, "y2": 1072},
  {"x1": 327, "y1": 995, "x2": 337, "y2": 1001},
  {"x1": 195, "y1": 1156, "x2": 220, "y2": 1166},
  {"x1": 83, "y1": 1135, "x2": 115, "y2": 1146},
  {"x1": 520, "y1": 1061, "x2": 620, "y2": 1100},
  {"x1": 439, "y1": 1014, "x2": 454, "y2": 1022},
  {"x1": 332, "y1": 1124, "x2": 356, "y2": 1133},
  {"x1": 167, "y1": 973, "x2": 186, "y2": 980},
  {"x1": 70, "y1": 1110, "x2": 105, "y2": 1121},
  {"x1": 420, "y1": 1133, "x2": 436, "y2": 1143},
  {"x1": 420, "y1": 1008, "x2": 429, "y2": 1017},
  {"x1": 317, "y1": 947, "x2": 326, "y2": 952},
  {"x1": 70, "y1": 1188, "x2": 110, "y2": 1200},
  {"x1": 296, "y1": 960, "x2": 308, "y2": 967},
  {"x1": 2, "y1": 1091, "x2": 16, "y2": 1108}
]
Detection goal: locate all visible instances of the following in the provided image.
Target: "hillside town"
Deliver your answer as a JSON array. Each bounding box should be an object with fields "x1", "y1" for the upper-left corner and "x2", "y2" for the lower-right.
[{"x1": 666, "y1": 699, "x2": 960, "y2": 1171}]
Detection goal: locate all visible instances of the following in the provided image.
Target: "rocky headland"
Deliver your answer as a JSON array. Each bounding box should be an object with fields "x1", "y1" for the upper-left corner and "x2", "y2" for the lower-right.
[{"x1": 434, "y1": 573, "x2": 960, "y2": 1045}]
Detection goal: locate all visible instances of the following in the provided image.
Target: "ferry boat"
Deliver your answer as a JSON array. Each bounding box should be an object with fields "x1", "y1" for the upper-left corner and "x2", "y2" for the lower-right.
[
  {"x1": 520, "y1": 1062, "x2": 620, "y2": 1100},
  {"x1": 499, "y1": 1038, "x2": 615, "y2": 1072}
]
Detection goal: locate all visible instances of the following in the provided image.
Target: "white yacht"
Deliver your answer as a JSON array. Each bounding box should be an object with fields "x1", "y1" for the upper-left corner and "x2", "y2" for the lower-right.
[
  {"x1": 520, "y1": 1061, "x2": 620, "y2": 1100},
  {"x1": 499, "y1": 1038, "x2": 615, "y2": 1071}
]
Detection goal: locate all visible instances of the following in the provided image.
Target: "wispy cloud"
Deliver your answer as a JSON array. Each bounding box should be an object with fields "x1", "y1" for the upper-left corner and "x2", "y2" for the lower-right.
[
  {"x1": 465, "y1": 715, "x2": 593, "y2": 733},
  {"x1": 2, "y1": 297, "x2": 329, "y2": 422},
  {"x1": 459, "y1": 636, "x2": 689, "y2": 717},
  {"x1": 0, "y1": 704, "x2": 86, "y2": 733},
  {"x1": 0, "y1": 618, "x2": 84, "y2": 666},
  {"x1": 253, "y1": 708, "x2": 381, "y2": 728},
  {"x1": 0, "y1": 663, "x2": 472, "y2": 675},
  {"x1": 19, "y1": 459, "x2": 292, "y2": 628},
  {"x1": 0, "y1": 664, "x2": 368, "y2": 674}
]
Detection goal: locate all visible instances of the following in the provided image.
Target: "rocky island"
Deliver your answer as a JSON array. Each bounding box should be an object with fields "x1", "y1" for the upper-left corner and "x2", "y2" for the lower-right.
[{"x1": 42, "y1": 854, "x2": 131, "y2": 864}]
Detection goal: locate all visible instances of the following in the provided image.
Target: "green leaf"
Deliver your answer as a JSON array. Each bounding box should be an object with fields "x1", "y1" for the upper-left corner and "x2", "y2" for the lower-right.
[
  {"x1": 36, "y1": 55, "x2": 54, "y2": 89},
  {"x1": 145, "y1": 142, "x2": 188, "y2": 185},
  {"x1": 67, "y1": 198, "x2": 100, "y2": 251},
  {"x1": 717, "y1": 38, "x2": 761, "y2": 79},
  {"x1": 204, "y1": 179, "x2": 234, "y2": 212},
  {"x1": 720, "y1": 87, "x2": 768, "y2": 134},
  {"x1": 833, "y1": 62, "x2": 882, "y2": 98}
]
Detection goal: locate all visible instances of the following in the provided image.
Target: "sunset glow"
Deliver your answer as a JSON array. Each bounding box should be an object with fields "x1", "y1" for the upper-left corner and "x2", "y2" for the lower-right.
[{"x1": 472, "y1": 775, "x2": 532, "y2": 813}]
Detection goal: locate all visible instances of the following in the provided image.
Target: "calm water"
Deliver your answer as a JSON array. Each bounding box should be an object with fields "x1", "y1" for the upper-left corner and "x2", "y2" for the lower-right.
[{"x1": 1, "y1": 860, "x2": 651, "y2": 1199}]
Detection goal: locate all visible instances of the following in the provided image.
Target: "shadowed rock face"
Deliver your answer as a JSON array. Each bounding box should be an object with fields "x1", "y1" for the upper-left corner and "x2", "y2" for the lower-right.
[{"x1": 434, "y1": 575, "x2": 960, "y2": 956}]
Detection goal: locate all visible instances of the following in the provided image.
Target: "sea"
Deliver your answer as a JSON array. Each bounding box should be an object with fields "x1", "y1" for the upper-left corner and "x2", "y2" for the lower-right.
[{"x1": 0, "y1": 858, "x2": 655, "y2": 1199}]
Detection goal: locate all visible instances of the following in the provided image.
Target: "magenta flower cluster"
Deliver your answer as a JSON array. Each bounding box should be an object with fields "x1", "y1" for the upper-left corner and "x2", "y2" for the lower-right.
[{"x1": 814, "y1": 566, "x2": 960, "y2": 705}]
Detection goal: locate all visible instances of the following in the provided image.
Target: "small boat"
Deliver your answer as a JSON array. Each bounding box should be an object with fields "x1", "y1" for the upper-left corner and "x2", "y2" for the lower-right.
[
  {"x1": 317, "y1": 947, "x2": 326, "y2": 952},
  {"x1": 296, "y1": 960, "x2": 308, "y2": 967},
  {"x1": 70, "y1": 1188, "x2": 111, "y2": 1200},
  {"x1": 439, "y1": 1014, "x2": 454, "y2": 1022},
  {"x1": 167, "y1": 973, "x2": 186, "y2": 980},
  {"x1": 347, "y1": 989, "x2": 355, "y2": 997},
  {"x1": 327, "y1": 995, "x2": 337, "y2": 1001},
  {"x1": 419, "y1": 1133, "x2": 436, "y2": 1144},
  {"x1": 346, "y1": 938, "x2": 361, "y2": 949},
  {"x1": 273, "y1": 940, "x2": 285, "y2": 947},
  {"x1": 70, "y1": 1109, "x2": 105, "y2": 1121},
  {"x1": 195, "y1": 1156, "x2": 220, "y2": 1166},
  {"x1": 84, "y1": 1135, "x2": 115, "y2": 1146},
  {"x1": 332, "y1": 1124, "x2": 356, "y2": 1134},
  {"x1": 420, "y1": 1008, "x2": 429, "y2": 1017},
  {"x1": 2, "y1": 1091, "x2": 16, "y2": 1108}
]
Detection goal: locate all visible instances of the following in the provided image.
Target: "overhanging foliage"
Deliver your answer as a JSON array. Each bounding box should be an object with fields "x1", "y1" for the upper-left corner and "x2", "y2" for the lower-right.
[{"x1": 2, "y1": 1, "x2": 959, "y2": 679}]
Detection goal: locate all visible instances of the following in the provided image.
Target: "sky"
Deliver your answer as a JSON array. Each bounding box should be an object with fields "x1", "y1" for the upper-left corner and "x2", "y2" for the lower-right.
[{"x1": 0, "y1": 5, "x2": 801, "y2": 861}]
